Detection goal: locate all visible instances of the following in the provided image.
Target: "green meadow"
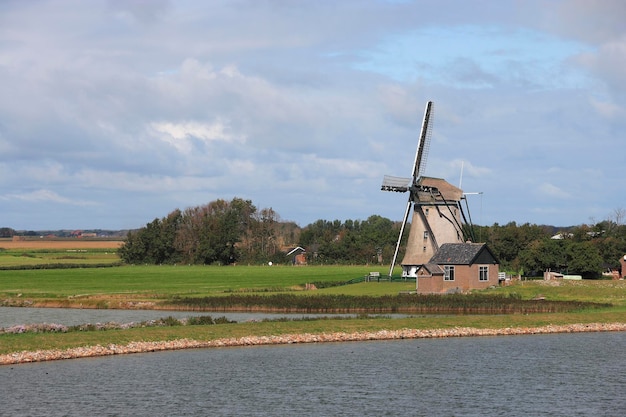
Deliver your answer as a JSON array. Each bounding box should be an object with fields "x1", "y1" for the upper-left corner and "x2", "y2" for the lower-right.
[
  {"x1": 0, "y1": 264, "x2": 404, "y2": 303},
  {"x1": 0, "y1": 249, "x2": 119, "y2": 267},
  {"x1": 2, "y1": 264, "x2": 625, "y2": 307},
  {"x1": 1, "y1": 263, "x2": 625, "y2": 357}
]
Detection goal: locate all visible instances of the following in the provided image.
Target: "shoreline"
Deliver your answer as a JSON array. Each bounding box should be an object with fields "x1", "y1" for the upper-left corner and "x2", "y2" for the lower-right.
[{"x1": 2, "y1": 322, "x2": 625, "y2": 366}]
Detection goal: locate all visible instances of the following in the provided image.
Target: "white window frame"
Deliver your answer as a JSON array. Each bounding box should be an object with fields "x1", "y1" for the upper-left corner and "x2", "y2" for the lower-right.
[
  {"x1": 479, "y1": 265, "x2": 489, "y2": 281},
  {"x1": 444, "y1": 265, "x2": 455, "y2": 281}
]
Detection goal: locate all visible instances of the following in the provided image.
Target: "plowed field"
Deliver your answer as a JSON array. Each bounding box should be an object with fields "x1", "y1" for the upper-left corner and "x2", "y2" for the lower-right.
[{"x1": 0, "y1": 239, "x2": 123, "y2": 250}]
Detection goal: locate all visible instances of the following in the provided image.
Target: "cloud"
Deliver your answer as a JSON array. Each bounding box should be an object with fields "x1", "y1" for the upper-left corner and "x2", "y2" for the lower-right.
[
  {"x1": 106, "y1": 0, "x2": 171, "y2": 24},
  {"x1": 574, "y1": 37, "x2": 626, "y2": 98},
  {"x1": 0, "y1": 189, "x2": 96, "y2": 206},
  {"x1": 538, "y1": 183, "x2": 572, "y2": 199},
  {"x1": 589, "y1": 97, "x2": 626, "y2": 119},
  {"x1": 545, "y1": 0, "x2": 626, "y2": 44},
  {"x1": 0, "y1": 0, "x2": 625, "y2": 229},
  {"x1": 149, "y1": 119, "x2": 244, "y2": 154}
]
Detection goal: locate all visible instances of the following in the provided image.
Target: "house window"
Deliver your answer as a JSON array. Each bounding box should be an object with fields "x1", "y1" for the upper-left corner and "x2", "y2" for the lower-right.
[
  {"x1": 479, "y1": 266, "x2": 489, "y2": 281},
  {"x1": 423, "y1": 231, "x2": 429, "y2": 239},
  {"x1": 425, "y1": 208, "x2": 429, "y2": 216},
  {"x1": 444, "y1": 265, "x2": 455, "y2": 281}
]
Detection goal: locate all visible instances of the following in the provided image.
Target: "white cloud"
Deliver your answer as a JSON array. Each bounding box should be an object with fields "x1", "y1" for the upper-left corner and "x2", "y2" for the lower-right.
[
  {"x1": 0, "y1": 189, "x2": 96, "y2": 206},
  {"x1": 574, "y1": 37, "x2": 626, "y2": 98},
  {"x1": 149, "y1": 119, "x2": 244, "y2": 154},
  {"x1": 538, "y1": 183, "x2": 572, "y2": 199},
  {"x1": 590, "y1": 98, "x2": 626, "y2": 119}
]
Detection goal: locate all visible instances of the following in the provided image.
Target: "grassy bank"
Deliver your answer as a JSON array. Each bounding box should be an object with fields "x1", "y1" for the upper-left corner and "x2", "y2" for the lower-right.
[{"x1": 2, "y1": 310, "x2": 625, "y2": 357}]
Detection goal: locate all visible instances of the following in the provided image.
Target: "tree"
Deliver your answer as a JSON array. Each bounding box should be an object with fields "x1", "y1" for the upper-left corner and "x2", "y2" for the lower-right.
[
  {"x1": 118, "y1": 229, "x2": 147, "y2": 264},
  {"x1": 248, "y1": 207, "x2": 279, "y2": 262},
  {"x1": 518, "y1": 238, "x2": 567, "y2": 274},
  {"x1": 119, "y1": 210, "x2": 182, "y2": 265},
  {"x1": 566, "y1": 241, "x2": 602, "y2": 278},
  {"x1": 592, "y1": 236, "x2": 626, "y2": 270},
  {"x1": 0, "y1": 227, "x2": 15, "y2": 238},
  {"x1": 174, "y1": 206, "x2": 205, "y2": 263},
  {"x1": 484, "y1": 222, "x2": 550, "y2": 270}
]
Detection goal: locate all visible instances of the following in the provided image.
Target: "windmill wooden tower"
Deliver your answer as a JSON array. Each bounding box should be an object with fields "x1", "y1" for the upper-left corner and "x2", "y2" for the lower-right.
[{"x1": 382, "y1": 101, "x2": 472, "y2": 278}]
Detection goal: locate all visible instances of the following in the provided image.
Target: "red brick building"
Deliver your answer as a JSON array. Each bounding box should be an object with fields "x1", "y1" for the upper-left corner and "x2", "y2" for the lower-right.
[
  {"x1": 415, "y1": 243, "x2": 499, "y2": 294},
  {"x1": 286, "y1": 246, "x2": 307, "y2": 265}
]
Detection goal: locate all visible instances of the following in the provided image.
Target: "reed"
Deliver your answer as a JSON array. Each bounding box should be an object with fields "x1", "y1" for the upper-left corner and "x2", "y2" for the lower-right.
[{"x1": 167, "y1": 293, "x2": 608, "y2": 314}]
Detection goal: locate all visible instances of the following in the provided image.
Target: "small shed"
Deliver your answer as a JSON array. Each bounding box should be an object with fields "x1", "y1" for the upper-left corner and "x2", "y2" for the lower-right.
[
  {"x1": 286, "y1": 246, "x2": 307, "y2": 265},
  {"x1": 544, "y1": 270, "x2": 564, "y2": 280}
]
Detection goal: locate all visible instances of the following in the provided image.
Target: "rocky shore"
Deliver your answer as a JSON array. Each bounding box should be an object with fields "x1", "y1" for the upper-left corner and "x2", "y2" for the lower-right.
[{"x1": 2, "y1": 322, "x2": 625, "y2": 365}]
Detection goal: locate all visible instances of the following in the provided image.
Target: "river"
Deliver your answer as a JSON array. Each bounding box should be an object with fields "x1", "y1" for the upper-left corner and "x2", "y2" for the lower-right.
[{"x1": 1, "y1": 331, "x2": 624, "y2": 416}]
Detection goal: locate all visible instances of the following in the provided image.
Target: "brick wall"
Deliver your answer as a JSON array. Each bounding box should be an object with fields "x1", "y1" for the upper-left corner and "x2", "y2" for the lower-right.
[{"x1": 417, "y1": 263, "x2": 498, "y2": 294}]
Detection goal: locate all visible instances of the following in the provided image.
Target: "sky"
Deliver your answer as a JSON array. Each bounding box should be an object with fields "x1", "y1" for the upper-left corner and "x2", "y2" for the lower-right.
[{"x1": 1, "y1": 0, "x2": 625, "y2": 231}]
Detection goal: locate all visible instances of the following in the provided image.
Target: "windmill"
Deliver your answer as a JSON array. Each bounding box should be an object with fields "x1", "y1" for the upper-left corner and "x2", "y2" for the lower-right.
[{"x1": 382, "y1": 101, "x2": 473, "y2": 278}]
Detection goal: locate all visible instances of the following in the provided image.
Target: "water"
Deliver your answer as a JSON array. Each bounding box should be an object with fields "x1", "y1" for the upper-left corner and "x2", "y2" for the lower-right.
[
  {"x1": 1, "y1": 332, "x2": 624, "y2": 416},
  {"x1": 0, "y1": 307, "x2": 404, "y2": 328}
]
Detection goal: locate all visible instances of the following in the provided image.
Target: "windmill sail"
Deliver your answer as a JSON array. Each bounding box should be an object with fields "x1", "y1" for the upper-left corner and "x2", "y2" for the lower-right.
[
  {"x1": 381, "y1": 175, "x2": 411, "y2": 192},
  {"x1": 412, "y1": 101, "x2": 434, "y2": 181},
  {"x1": 383, "y1": 101, "x2": 434, "y2": 277}
]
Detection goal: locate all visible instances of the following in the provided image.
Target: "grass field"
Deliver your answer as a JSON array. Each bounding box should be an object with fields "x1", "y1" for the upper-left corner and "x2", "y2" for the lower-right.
[
  {"x1": 0, "y1": 238, "x2": 123, "y2": 267},
  {"x1": 0, "y1": 238, "x2": 124, "y2": 249},
  {"x1": 0, "y1": 264, "x2": 405, "y2": 306},
  {"x1": 1, "y1": 263, "x2": 625, "y2": 308},
  {"x1": 1, "y1": 255, "x2": 625, "y2": 359}
]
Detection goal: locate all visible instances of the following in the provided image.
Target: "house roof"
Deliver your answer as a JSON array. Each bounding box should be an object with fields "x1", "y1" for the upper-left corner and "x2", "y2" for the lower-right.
[
  {"x1": 419, "y1": 263, "x2": 444, "y2": 275},
  {"x1": 429, "y1": 243, "x2": 496, "y2": 265},
  {"x1": 286, "y1": 246, "x2": 305, "y2": 256}
]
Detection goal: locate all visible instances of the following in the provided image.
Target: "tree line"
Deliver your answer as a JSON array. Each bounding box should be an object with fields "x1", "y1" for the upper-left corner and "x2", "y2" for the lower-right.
[
  {"x1": 118, "y1": 198, "x2": 626, "y2": 278},
  {"x1": 477, "y1": 214, "x2": 626, "y2": 278},
  {"x1": 119, "y1": 198, "x2": 295, "y2": 265},
  {"x1": 118, "y1": 197, "x2": 402, "y2": 266}
]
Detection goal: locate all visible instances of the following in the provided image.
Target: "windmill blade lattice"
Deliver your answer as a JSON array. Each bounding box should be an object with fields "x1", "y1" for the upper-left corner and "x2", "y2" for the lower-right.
[
  {"x1": 382, "y1": 101, "x2": 435, "y2": 277},
  {"x1": 417, "y1": 104, "x2": 433, "y2": 179},
  {"x1": 411, "y1": 101, "x2": 434, "y2": 184}
]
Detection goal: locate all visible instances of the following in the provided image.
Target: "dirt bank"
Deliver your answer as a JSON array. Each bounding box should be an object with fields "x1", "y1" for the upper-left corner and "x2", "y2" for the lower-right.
[{"x1": 2, "y1": 322, "x2": 625, "y2": 366}]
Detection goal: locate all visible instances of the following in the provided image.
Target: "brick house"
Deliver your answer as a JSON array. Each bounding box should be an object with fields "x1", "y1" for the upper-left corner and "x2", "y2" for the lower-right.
[
  {"x1": 286, "y1": 246, "x2": 307, "y2": 265},
  {"x1": 415, "y1": 243, "x2": 499, "y2": 294}
]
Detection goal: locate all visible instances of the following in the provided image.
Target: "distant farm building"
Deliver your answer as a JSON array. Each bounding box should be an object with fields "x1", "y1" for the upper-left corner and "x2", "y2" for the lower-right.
[
  {"x1": 286, "y1": 246, "x2": 307, "y2": 265},
  {"x1": 543, "y1": 271, "x2": 582, "y2": 280}
]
